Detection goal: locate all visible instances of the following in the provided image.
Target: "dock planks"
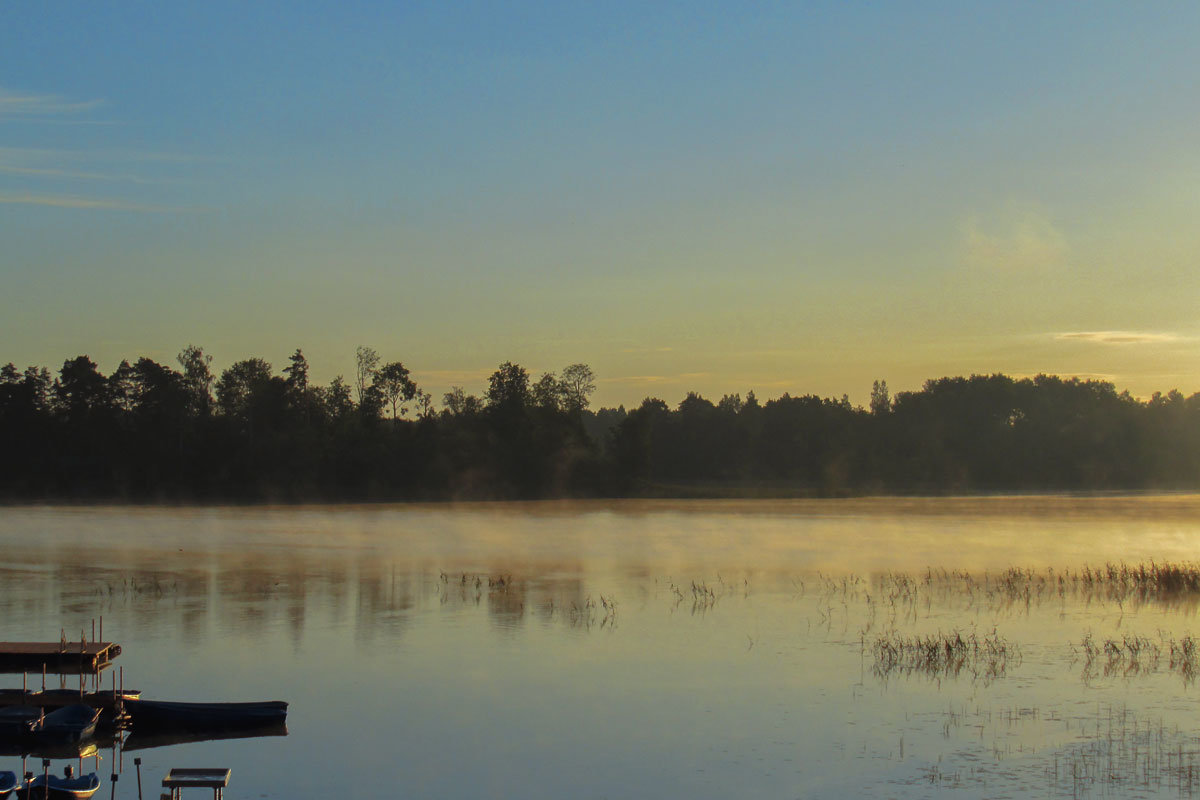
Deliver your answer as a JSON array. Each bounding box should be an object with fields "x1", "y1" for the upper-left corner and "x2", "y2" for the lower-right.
[{"x1": 0, "y1": 641, "x2": 121, "y2": 673}]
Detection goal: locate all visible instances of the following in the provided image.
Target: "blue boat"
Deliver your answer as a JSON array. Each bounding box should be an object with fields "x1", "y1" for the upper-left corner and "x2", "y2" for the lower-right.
[
  {"x1": 0, "y1": 771, "x2": 17, "y2": 800},
  {"x1": 33, "y1": 705, "x2": 100, "y2": 743},
  {"x1": 26, "y1": 769, "x2": 100, "y2": 800}
]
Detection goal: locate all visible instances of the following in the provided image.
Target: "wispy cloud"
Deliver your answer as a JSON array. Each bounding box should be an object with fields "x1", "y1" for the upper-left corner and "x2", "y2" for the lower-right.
[
  {"x1": 963, "y1": 209, "x2": 1068, "y2": 272},
  {"x1": 604, "y1": 372, "x2": 712, "y2": 386},
  {"x1": 1055, "y1": 331, "x2": 1187, "y2": 345},
  {"x1": 0, "y1": 88, "x2": 201, "y2": 211},
  {"x1": 0, "y1": 87, "x2": 104, "y2": 117},
  {"x1": 414, "y1": 369, "x2": 494, "y2": 385},
  {"x1": 0, "y1": 192, "x2": 173, "y2": 212},
  {"x1": 0, "y1": 162, "x2": 155, "y2": 184}
]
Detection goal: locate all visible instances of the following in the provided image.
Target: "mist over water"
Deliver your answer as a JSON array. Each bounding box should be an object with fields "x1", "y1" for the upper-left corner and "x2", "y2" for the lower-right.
[{"x1": 1, "y1": 496, "x2": 1199, "y2": 798}]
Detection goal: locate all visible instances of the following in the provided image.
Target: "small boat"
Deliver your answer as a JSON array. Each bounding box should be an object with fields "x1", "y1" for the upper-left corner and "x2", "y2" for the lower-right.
[
  {"x1": 34, "y1": 705, "x2": 100, "y2": 743},
  {"x1": 123, "y1": 698, "x2": 287, "y2": 730},
  {"x1": 26, "y1": 768, "x2": 100, "y2": 800},
  {"x1": 0, "y1": 771, "x2": 17, "y2": 799}
]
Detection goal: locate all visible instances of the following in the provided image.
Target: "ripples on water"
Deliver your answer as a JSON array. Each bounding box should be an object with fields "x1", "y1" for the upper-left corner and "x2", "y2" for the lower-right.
[{"x1": 0, "y1": 497, "x2": 1199, "y2": 798}]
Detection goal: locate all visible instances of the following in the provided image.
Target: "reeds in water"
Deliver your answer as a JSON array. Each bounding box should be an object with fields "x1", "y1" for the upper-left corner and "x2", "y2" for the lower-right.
[
  {"x1": 1076, "y1": 633, "x2": 1200, "y2": 682},
  {"x1": 871, "y1": 629, "x2": 1019, "y2": 684}
]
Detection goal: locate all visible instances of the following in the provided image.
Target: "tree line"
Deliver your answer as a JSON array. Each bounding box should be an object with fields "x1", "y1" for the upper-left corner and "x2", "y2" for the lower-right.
[{"x1": 2, "y1": 348, "x2": 1199, "y2": 501}]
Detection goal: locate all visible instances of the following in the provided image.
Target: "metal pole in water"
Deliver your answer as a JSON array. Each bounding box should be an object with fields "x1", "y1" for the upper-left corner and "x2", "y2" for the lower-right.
[
  {"x1": 134, "y1": 758, "x2": 142, "y2": 800},
  {"x1": 109, "y1": 774, "x2": 117, "y2": 800},
  {"x1": 41, "y1": 758, "x2": 49, "y2": 800}
]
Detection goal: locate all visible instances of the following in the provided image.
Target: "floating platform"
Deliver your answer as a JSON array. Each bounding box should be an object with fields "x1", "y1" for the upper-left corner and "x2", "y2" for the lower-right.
[
  {"x1": 0, "y1": 642, "x2": 121, "y2": 673},
  {"x1": 162, "y1": 768, "x2": 231, "y2": 800}
]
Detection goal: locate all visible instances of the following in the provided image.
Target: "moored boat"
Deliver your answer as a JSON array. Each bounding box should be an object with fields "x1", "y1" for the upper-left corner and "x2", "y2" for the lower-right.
[
  {"x1": 34, "y1": 705, "x2": 100, "y2": 743},
  {"x1": 123, "y1": 698, "x2": 287, "y2": 730},
  {"x1": 0, "y1": 771, "x2": 17, "y2": 799},
  {"x1": 26, "y1": 768, "x2": 100, "y2": 800}
]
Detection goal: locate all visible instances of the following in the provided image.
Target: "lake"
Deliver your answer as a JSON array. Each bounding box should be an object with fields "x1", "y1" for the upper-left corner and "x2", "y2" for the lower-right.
[{"x1": 2, "y1": 496, "x2": 1200, "y2": 798}]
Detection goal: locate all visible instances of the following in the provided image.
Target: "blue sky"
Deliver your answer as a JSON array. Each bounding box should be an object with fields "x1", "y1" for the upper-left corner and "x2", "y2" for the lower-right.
[{"x1": 3, "y1": 2, "x2": 1199, "y2": 407}]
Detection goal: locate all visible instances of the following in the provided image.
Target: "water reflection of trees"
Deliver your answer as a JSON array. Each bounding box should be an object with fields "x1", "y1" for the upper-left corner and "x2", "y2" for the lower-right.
[
  {"x1": 0, "y1": 550, "x2": 632, "y2": 654},
  {"x1": 433, "y1": 572, "x2": 616, "y2": 632}
]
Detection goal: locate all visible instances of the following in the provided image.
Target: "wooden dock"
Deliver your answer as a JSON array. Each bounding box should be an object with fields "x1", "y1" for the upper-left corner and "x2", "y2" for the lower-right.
[{"x1": 0, "y1": 642, "x2": 121, "y2": 673}]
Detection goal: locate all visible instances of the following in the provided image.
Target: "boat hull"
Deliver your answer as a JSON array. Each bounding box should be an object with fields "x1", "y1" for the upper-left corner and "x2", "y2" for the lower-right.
[
  {"x1": 26, "y1": 773, "x2": 100, "y2": 800},
  {"x1": 123, "y1": 699, "x2": 288, "y2": 730},
  {"x1": 0, "y1": 771, "x2": 17, "y2": 800},
  {"x1": 34, "y1": 705, "x2": 100, "y2": 743}
]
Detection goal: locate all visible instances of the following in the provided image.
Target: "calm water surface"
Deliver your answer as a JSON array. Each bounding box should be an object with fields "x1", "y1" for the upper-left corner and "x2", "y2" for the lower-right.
[{"x1": 2, "y1": 497, "x2": 1200, "y2": 798}]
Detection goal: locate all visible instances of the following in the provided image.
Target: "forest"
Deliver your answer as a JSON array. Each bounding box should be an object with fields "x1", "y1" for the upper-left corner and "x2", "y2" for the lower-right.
[{"x1": 2, "y1": 345, "x2": 1200, "y2": 501}]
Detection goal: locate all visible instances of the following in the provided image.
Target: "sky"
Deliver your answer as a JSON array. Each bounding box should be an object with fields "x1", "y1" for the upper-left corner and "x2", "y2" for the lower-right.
[{"x1": 2, "y1": 2, "x2": 1199, "y2": 409}]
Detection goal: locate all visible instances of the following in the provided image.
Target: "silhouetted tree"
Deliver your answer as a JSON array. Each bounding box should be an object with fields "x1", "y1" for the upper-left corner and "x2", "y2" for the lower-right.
[
  {"x1": 177, "y1": 345, "x2": 214, "y2": 417},
  {"x1": 54, "y1": 356, "x2": 112, "y2": 422},
  {"x1": 416, "y1": 391, "x2": 435, "y2": 420},
  {"x1": 870, "y1": 380, "x2": 890, "y2": 415},
  {"x1": 531, "y1": 372, "x2": 564, "y2": 411},
  {"x1": 374, "y1": 361, "x2": 417, "y2": 419},
  {"x1": 559, "y1": 363, "x2": 596, "y2": 412},
  {"x1": 284, "y1": 349, "x2": 309, "y2": 396},
  {"x1": 319, "y1": 376, "x2": 355, "y2": 420},
  {"x1": 108, "y1": 360, "x2": 137, "y2": 414},
  {"x1": 355, "y1": 346, "x2": 380, "y2": 406},
  {"x1": 216, "y1": 358, "x2": 273, "y2": 419},
  {"x1": 443, "y1": 386, "x2": 482, "y2": 416},
  {"x1": 718, "y1": 393, "x2": 743, "y2": 414},
  {"x1": 486, "y1": 362, "x2": 530, "y2": 411}
]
